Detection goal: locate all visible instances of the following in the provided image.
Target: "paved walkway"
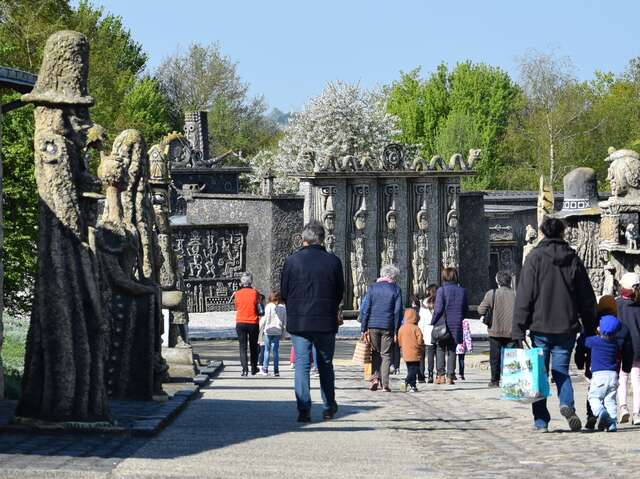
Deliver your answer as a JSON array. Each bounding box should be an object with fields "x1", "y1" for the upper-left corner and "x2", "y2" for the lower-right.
[{"x1": 0, "y1": 340, "x2": 639, "y2": 478}]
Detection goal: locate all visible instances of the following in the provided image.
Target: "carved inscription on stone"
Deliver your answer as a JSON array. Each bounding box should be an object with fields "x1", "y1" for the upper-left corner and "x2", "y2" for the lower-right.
[
  {"x1": 489, "y1": 225, "x2": 514, "y2": 242},
  {"x1": 172, "y1": 226, "x2": 247, "y2": 312}
]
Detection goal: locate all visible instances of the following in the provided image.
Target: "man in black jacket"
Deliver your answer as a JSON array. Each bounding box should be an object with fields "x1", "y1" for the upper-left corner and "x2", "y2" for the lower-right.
[
  {"x1": 512, "y1": 217, "x2": 597, "y2": 433},
  {"x1": 281, "y1": 221, "x2": 344, "y2": 422}
]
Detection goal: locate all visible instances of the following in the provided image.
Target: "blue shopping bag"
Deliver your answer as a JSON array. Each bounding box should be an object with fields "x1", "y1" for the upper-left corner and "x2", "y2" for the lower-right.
[{"x1": 500, "y1": 347, "x2": 550, "y2": 403}]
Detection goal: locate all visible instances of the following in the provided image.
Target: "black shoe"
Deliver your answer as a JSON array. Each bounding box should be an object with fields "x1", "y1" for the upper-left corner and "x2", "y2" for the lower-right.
[
  {"x1": 488, "y1": 381, "x2": 500, "y2": 388},
  {"x1": 322, "y1": 402, "x2": 338, "y2": 420},
  {"x1": 297, "y1": 411, "x2": 311, "y2": 423},
  {"x1": 460, "y1": 375, "x2": 465, "y2": 381},
  {"x1": 241, "y1": 370, "x2": 248, "y2": 377},
  {"x1": 585, "y1": 415, "x2": 597, "y2": 430},
  {"x1": 251, "y1": 368, "x2": 259, "y2": 376},
  {"x1": 560, "y1": 405, "x2": 582, "y2": 432},
  {"x1": 274, "y1": 372, "x2": 280, "y2": 377},
  {"x1": 427, "y1": 377, "x2": 434, "y2": 384}
]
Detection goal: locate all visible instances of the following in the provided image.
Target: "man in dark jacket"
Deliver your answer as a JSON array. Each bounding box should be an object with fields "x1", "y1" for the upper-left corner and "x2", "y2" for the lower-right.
[
  {"x1": 281, "y1": 221, "x2": 344, "y2": 423},
  {"x1": 360, "y1": 264, "x2": 403, "y2": 392},
  {"x1": 512, "y1": 217, "x2": 597, "y2": 433}
]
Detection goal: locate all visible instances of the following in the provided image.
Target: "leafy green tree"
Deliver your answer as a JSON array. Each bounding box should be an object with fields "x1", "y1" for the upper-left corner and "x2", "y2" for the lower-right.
[
  {"x1": 114, "y1": 76, "x2": 172, "y2": 146},
  {"x1": 386, "y1": 62, "x2": 519, "y2": 188},
  {"x1": 155, "y1": 42, "x2": 279, "y2": 158}
]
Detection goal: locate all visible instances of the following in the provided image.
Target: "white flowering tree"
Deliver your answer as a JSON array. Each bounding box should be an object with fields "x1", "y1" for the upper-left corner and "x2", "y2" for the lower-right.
[{"x1": 272, "y1": 81, "x2": 399, "y2": 186}]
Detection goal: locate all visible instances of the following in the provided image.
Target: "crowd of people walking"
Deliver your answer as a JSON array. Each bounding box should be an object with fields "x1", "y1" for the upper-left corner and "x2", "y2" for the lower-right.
[{"x1": 230, "y1": 216, "x2": 640, "y2": 432}]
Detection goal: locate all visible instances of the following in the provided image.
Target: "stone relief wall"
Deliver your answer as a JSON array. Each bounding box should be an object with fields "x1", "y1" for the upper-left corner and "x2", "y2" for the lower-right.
[
  {"x1": 380, "y1": 184, "x2": 398, "y2": 268},
  {"x1": 565, "y1": 218, "x2": 604, "y2": 293},
  {"x1": 172, "y1": 226, "x2": 248, "y2": 312}
]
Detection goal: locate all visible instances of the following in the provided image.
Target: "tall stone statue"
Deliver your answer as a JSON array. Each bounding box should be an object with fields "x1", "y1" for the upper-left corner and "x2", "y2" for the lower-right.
[
  {"x1": 113, "y1": 129, "x2": 168, "y2": 397},
  {"x1": 16, "y1": 31, "x2": 110, "y2": 423},
  {"x1": 149, "y1": 143, "x2": 189, "y2": 347},
  {"x1": 96, "y1": 151, "x2": 157, "y2": 399}
]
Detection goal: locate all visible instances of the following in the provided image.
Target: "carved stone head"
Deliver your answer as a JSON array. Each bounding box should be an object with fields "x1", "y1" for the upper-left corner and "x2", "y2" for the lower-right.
[{"x1": 606, "y1": 149, "x2": 640, "y2": 199}]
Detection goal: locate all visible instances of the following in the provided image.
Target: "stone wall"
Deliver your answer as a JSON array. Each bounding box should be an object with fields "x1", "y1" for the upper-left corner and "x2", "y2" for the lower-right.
[
  {"x1": 182, "y1": 193, "x2": 304, "y2": 303},
  {"x1": 458, "y1": 192, "x2": 489, "y2": 306}
]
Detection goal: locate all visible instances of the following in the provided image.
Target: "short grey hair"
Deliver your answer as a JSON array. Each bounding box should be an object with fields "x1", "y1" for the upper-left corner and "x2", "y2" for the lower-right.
[
  {"x1": 380, "y1": 264, "x2": 400, "y2": 281},
  {"x1": 496, "y1": 271, "x2": 512, "y2": 287},
  {"x1": 301, "y1": 220, "x2": 325, "y2": 245},
  {"x1": 240, "y1": 272, "x2": 253, "y2": 287}
]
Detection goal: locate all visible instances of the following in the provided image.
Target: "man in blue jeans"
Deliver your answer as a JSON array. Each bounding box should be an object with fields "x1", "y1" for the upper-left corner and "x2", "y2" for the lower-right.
[
  {"x1": 513, "y1": 217, "x2": 597, "y2": 432},
  {"x1": 281, "y1": 221, "x2": 344, "y2": 423}
]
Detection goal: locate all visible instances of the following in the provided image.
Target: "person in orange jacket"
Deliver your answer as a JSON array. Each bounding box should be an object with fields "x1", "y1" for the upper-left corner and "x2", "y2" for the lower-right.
[{"x1": 398, "y1": 308, "x2": 425, "y2": 392}]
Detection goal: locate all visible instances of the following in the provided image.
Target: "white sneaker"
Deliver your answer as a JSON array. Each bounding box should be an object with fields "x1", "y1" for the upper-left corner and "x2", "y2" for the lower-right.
[
  {"x1": 619, "y1": 405, "x2": 630, "y2": 424},
  {"x1": 257, "y1": 369, "x2": 268, "y2": 376},
  {"x1": 633, "y1": 413, "x2": 640, "y2": 425}
]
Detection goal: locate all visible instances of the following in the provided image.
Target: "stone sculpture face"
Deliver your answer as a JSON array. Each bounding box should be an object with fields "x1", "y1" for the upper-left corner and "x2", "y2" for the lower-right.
[
  {"x1": 354, "y1": 212, "x2": 367, "y2": 231},
  {"x1": 417, "y1": 212, "x2": 428, "y2": 232},
  {"x1": 323, "y1": 212, "x2": 335, "y2": 232},
  {"x1": 387, "y1": 212, "x2": 397, "y2": 232},
  {"x1": 607, "y1": 152, "x2": 640, "y2": 199}
]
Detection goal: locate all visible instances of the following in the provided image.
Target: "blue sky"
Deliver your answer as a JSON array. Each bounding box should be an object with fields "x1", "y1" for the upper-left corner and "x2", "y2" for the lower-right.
[{"x1": 85, "y1": 1, "x2": 639, "y2": 112}]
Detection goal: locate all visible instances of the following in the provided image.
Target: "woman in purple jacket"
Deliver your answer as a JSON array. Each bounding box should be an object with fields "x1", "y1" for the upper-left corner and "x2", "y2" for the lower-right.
[{"x1": 431, "y1": 267, "x2": 468, "y2": 385}]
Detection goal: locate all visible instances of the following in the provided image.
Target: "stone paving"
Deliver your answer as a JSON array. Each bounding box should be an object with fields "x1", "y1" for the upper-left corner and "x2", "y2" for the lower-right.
[{"x1": 0, "y1": 340, "x2": 639, "y2": 478}]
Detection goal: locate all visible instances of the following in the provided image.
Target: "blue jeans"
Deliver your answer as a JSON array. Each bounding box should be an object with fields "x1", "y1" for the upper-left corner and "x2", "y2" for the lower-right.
[
  {"x1": 588, "y1": 370, "x2": 618, "y2": 420},
  {"x1": 263, "y1": 335, "x2": 280, "y2": 373},
  {"x1": 530, "y1": 333, "x2": 576, "y2": 428},
  {"x1": 291, "y1": 333, "x2": 336, "y2": 412}
]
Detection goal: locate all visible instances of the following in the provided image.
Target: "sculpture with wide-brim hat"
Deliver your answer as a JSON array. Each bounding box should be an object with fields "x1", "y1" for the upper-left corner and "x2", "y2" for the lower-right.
[
  {"x1": 22, "y1": 30, "x2": 94, "y2": 106},
  {"x1": 554, "y1": 167, "x2": 601, "y2": 218}
]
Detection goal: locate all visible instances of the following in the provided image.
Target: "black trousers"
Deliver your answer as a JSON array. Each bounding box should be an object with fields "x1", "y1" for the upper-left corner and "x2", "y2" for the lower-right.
[
  {"x1": 392, "y1": 343, "x2": 401, "y2": 370},
  {"x1": 418, "y1": 344, "x2": 436, "y2": 380},
  {"x1": 236, "y1": 323, "x2": 259, "y2": 373},
  {"x1": 436, "y1": 337, "x2": 457, "y2": 377},
  {"x1": 458, "y1": 354, "x2": 465, "y2": 377},
  {"x1": 489, "y1": 336, "x2": 514, "y2": 383},
  {"x1": 405, "y1": 361, "x2": 420, "y2": 387}
]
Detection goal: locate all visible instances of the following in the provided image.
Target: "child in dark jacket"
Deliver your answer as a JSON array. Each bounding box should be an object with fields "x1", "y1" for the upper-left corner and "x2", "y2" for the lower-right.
[
  {"x1": 585, "y1": 315, "x2": 633, "y2": 432},
  {"x1": 398, "y1": 308, "x2": 424, "y2": 392}
]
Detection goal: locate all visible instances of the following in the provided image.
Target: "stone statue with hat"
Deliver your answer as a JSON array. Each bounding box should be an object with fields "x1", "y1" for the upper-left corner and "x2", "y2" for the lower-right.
[
  {"x1": 16, "y1": 31, "x2": 111, "y2": 424},
  {"x1": 553, "y1": 167, "x2": 603, "y2": 293}
]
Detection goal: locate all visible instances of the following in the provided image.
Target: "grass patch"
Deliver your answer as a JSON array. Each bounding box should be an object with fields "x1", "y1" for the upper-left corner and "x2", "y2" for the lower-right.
[{"x1": 2, "y1": 315, "x2": 28, "y2": 400}]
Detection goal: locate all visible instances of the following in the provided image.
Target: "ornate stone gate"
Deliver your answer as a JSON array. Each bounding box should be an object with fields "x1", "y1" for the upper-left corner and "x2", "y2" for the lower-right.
[{"x1": 299, "y1": 145, "x2": 477, "y2": 310}]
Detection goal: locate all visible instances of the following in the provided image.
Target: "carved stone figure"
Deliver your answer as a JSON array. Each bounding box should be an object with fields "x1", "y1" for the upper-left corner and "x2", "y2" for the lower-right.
[
  {"x1": 605, "y1": 149, "x2": 640, "y2": 201},
  {"x1": 442, "y1": 187, "x2": 459, "y2": 268},
  {"x1": 412, "y1": 196, "x2": 429, "y2": 298},
  {"x1": 322, "y1": 194, "x2": 336, "y2": 254},
  {"x1": 381, "y1": 199, "x2": 397, "y2": 267},
  {"x1": 537, "y1": 175, "x2": 554, "y2": 228},
  {"x1": 626, "y1": 223, "x2": 638, "y2": 250},
  {"x1": 96, "y1": 152, "x2": 158, "y2": 400},
  {"x1": 350, "y1": 197, "x2": 368, "y2": 309},
  {"x1": 149, "y1": 143, "x2": 189, "y2": 347},
  {"x1": 113, "y1": 129, "x2": 168, "y2": 397},
  {"x1": 554, "y1": 168, "x2": 604, "y2": 293},
  {"x1": 523, "y1": 224, "x2": 538, "y2": 264},
  {"x1": 16, "y1": 31, "x2": 110, "y2": 423}
]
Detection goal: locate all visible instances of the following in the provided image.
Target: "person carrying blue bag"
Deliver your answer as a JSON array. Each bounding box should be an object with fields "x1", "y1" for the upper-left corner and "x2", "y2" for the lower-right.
[{"x1": 512, "y1": 217, "x2": 598, "y2": 433}]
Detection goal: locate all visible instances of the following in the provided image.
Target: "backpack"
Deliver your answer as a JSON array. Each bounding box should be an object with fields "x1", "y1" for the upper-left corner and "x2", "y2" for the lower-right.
[{"x1": 264, "y1": 303, "x2": 285, "y2": 335}]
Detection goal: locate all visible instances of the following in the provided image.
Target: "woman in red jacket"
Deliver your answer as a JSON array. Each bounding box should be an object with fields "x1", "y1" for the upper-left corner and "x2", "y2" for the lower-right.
[{"x1": 233, "y1": 272, "x2": 262, "y2": 376}]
